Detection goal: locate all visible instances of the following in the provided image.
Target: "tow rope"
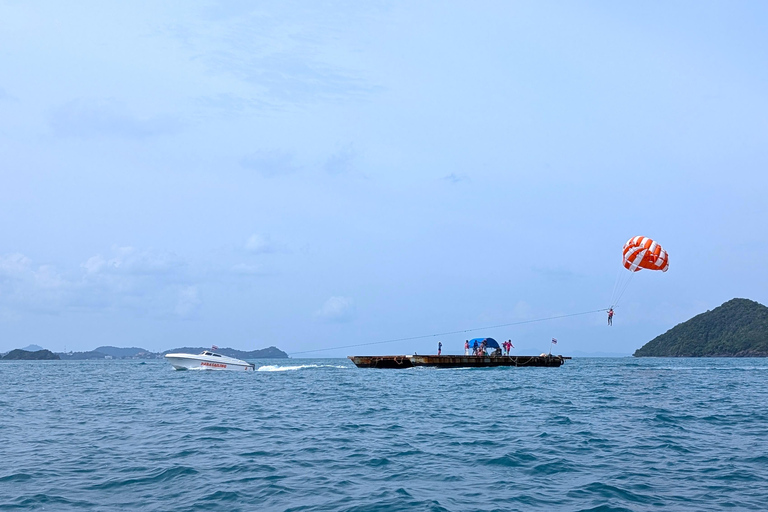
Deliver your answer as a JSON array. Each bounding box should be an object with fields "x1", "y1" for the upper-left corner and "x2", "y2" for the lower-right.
[{"x1": 290, "y1": 308, "x2": 609, "y2": 355}]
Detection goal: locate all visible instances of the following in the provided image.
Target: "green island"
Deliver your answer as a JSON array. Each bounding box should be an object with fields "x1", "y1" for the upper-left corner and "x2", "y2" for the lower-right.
[
  {"x1": 2, "y1": 346, "x2": 288, "y2": 360},
  {"x1": 161, "y1": 346, "x2": 288, "y2": 359},
  {"x1": 634, "y1": 298, "x2": 768, "y2": 357},
  {"x1": 2, "y1": 349, "x2": 61, "y2": 360}
]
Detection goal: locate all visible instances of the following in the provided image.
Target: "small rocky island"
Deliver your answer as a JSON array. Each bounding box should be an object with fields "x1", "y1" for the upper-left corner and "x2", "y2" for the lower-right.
[{"x1": 634, "y1": 298, "x2": 768, "y2": 357}]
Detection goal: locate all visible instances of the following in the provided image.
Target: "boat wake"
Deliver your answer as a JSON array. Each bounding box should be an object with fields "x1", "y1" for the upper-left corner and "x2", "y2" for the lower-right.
[{"x1": 256, "y1": 364, "x2": 347, "y2": 372}]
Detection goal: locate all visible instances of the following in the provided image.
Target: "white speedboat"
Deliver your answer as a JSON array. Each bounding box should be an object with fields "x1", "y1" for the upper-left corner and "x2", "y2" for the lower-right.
[{"x1": 165, "y1": 350, "x2": 255, "y2": 371}]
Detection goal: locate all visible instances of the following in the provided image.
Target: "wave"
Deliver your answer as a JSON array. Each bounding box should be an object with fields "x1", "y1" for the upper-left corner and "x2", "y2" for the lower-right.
[
  {"x1": 5, "y1": 358, "x2": 768, "y2": 511},
  {"x1": 0, "y1": 472, "x2": 32, "y2": 483},
  {"x1": 86, "y1": 466, "x2": 198, "y2": 491}
]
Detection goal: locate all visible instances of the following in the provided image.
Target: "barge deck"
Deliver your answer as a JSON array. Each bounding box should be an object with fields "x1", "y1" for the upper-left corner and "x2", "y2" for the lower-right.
[{"x1": 348, "y1": 354, "x2": 569, "y2": 369}]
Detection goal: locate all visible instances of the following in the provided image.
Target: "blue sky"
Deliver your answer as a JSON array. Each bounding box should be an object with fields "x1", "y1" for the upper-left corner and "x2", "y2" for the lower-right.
[{"x1": 1, "y1": 1, "x2": 767, "y2": 356}]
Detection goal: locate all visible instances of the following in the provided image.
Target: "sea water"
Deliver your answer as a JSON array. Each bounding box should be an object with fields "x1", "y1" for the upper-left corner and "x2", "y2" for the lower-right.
[{"x1": 1, "y1": 358, "x2": 767, "y2": 511}]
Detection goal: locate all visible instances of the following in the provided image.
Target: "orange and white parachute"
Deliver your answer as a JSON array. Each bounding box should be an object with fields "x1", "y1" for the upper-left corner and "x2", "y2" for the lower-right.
[
  {"x1": 622, "y1": 236, "x2": 669, "y2": 273},
  {"x1": 610, "y1": 236, "x2": 669, "y2": 309}
]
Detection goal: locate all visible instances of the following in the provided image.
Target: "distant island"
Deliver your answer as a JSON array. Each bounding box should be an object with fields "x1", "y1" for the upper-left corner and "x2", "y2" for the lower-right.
[
  {"x1": 162, "y1": 346, "x2": 289, "y2": 359},
  {"x1": 2, "y1": 345, "x2": 289, "y2": 361},
  {"x1": 634, "y1": 298, "x2": 768, "y2": 357},
  {"x1": 2, "y1": 349, "x2": 60, "y2": 360}
]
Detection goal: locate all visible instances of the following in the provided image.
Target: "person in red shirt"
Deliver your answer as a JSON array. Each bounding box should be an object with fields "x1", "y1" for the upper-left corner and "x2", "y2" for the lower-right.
[{"x1": 608, "y1": 308, "x2": 614, "y2": 326}]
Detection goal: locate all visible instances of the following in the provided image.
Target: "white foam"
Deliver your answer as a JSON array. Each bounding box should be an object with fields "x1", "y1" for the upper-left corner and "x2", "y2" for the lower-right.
[{"x1": 256, "y1": 364, "x2": 348, "y2": 372}]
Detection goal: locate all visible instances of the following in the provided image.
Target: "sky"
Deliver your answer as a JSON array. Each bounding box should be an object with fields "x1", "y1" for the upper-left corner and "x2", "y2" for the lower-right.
[{"x1": 1, "y1": 1, "x2": 767, "y2": 357}]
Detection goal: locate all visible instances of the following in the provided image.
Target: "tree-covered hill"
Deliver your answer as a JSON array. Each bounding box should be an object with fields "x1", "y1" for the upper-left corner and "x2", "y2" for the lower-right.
[
  {"x1": 2, "y1": 349, "x2": 60, "y2": 360},
  {"x1": 634, "y1": 298, "x2": 768, "y2": 357},
  {"x1": 162, "y1": 346, "x2": 288, "y2": 359}
]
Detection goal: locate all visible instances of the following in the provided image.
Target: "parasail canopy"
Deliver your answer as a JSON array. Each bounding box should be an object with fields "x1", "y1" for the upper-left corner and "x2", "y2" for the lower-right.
[{"x1": 622, "y1": 236, "x2": 669, "y2": 273}]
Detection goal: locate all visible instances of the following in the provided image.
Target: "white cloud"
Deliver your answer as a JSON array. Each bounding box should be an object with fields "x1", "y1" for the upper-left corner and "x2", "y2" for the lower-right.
[
  {"x1": 314, "y1": 296, "x2": 355, "y2": 323},
  {"x1": 0, "y1": 253, "x2": 32, "y2": 277},
  {"x1": 78, "y1": 247, "x2": 193, "y2": 313},
  {"x1": 245, "y1": 234, "x2": 275, "y2": 254},
  {"x1": 82, "y1": 254, "x2": 107, "y2": 274},
  {"x1": 0, "y1": 254, "x2": 70, "y2": 313},
  {"x1": 0, "y1": 247, "x2": 196, "y2": 317},
  {"x1": 169, "y1": 7, "x2": 382, "y2": 109},
  {"x1": 82, "y1": 246, "x2": 186, "y2": 277},
  {"x1": 34, "y1": 265, "x2": 66, "y2": 289}
]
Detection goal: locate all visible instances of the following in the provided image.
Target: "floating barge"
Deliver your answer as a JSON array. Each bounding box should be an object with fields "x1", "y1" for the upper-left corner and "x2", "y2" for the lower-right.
[{"x1": 348, "y1": 354, "x2": 570, "y2": 369}]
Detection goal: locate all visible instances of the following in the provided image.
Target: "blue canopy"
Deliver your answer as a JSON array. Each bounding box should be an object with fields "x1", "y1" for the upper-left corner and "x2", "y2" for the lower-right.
[{"x1": 469, "y1": 338, "x2": 500, "y2": 349}]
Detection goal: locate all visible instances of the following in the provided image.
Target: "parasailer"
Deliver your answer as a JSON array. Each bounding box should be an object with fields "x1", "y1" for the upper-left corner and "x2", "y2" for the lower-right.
[{"x1": 608, "y1": 236, "x2": 669, "y2": 320}]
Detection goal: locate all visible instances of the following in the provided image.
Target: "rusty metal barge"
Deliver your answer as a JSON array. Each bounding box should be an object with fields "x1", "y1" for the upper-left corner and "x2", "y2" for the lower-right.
[{"x1": 348, "y1": 354, "x2": 569, "y2": 369}]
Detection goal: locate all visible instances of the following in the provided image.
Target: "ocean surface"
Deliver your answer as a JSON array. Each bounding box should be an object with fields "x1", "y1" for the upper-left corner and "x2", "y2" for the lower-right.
[{"x1": 2, "y1": 358, "x2": 767, "y2": 511}]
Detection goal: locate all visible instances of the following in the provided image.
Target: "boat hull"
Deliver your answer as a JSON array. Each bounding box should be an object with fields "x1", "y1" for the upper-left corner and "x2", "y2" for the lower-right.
[{"x1": 165, "y1": 354, "x2": 255, "y2": 371}]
